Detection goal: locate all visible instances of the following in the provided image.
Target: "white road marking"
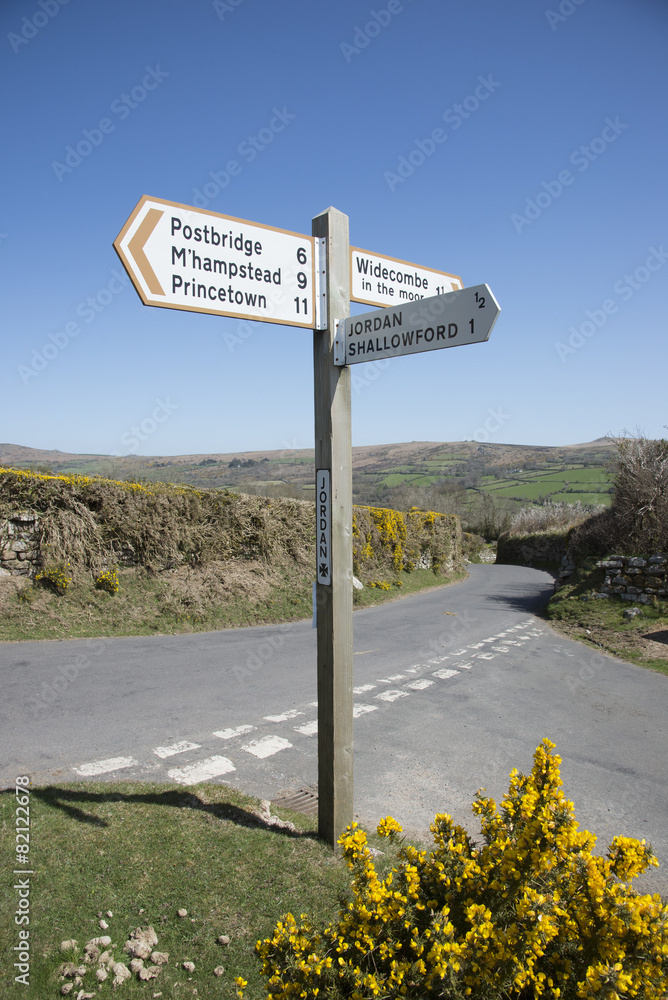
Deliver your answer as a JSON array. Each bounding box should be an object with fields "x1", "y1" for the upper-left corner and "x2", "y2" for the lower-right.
[
  {"x1": 469, "y1": 642, "x2": 485, "y2": 649},
  {"x1": 375, "y1": 689, "x2": 409, "y2": 702},
  {"x1": 213, "y1": 725, "x2": 255, "y2": 740},
  {"x1": 454, "y1": 661, "x2": 473, "y2": 669},
  {"x1": 493, "y1": 646, "x2": 510, "y2": 652},
  {"x1": 353, "y1": 703, "x2": 379, "y2": 717},
  {"x1": 406, "y1": 678, "x2": 434, "y2": 690},
  {"x1": 387, "y1": 673, "x2": 406, "y2": 681},
  {"x1": 451, "y1": 649, "x2": 469, "y2": 655},
  {"x1": 433, "y1": 668, "x2": 460, "y2": 680},
  {"x1": 294, "y1": 721, "x2": 318, "y2": 736},
  {"x1": 353, "y1": 684, "x2": 376, "y2": 694},
  {"x1": 75, "y1": 756, "x2": 138, "y2": 776},
  {"x1": 168, "y1": 755, "x2": 236, "y2": 785},
  {"x1": 475, "y1": 652, "x2": 496, "y2": 660},
  {"x1": 242, "y1": 735, "x2": 293, "y2": 758},
  {"x1": 153, "y1": 741, "x2": 201, "y2": 759},
  {"x1": 264, "y1": 710, "x2": 303, "y2": 722}
]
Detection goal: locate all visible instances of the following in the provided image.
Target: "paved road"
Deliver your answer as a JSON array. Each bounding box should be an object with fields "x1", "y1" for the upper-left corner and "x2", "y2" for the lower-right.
[{"x1": 1, "y1": 565, "x2": 666, "y2": 892}]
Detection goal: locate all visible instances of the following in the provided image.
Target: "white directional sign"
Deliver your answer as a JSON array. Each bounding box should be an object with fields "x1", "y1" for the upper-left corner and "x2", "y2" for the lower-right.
[
  {"x1": 350, "y1": 246, "x2": 462, "y2": 309},
  {"x1": 316, "y1": 469, "x2": 331, "y2": 585},
  {"x1": 334, "y1": 284, "x2": 499, "y2": 366},
  {"x1": 114, "y1": 195, "x2": 316, "y2": 328}
]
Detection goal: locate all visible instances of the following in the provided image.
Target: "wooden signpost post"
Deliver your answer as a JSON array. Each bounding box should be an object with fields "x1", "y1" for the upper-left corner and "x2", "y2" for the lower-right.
[{"x1": 115, "y1": 197, "x2": 499, "y2": 847}]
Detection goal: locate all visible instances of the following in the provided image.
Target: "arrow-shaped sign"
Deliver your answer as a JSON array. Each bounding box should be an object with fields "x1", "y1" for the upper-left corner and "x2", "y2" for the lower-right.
[
  {"x1": 334, "y1": 284, "x2": 500, "y2": 365},
  {"x1": 127, "y1": 207, "x2": 165, "y2": 295},
  {"x1": 114, "y1": 195, "x2": 317, "y2": 328}
]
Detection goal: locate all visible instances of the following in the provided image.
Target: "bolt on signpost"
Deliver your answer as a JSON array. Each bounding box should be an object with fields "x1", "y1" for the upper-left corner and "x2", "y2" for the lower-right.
[{"x1": 115, "y1": 195, "x2": 499, "y2": 849}]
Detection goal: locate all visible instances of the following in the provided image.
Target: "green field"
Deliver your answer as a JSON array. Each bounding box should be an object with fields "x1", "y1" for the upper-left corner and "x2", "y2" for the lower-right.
[
  {"x1": 473, "y1": 466, "x2": 612, "y2": 505},
  {"x1": 381, "y1": 473, "x2": 443, "y2": 487}
]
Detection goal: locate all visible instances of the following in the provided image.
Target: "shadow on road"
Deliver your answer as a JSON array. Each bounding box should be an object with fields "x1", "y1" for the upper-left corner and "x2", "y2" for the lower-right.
[
  {"x1": 480, "y1": 581, "x2": 555, "y2": 615},
  {"x1": 26, "y1": 785, "x2": 317, "y2": 840}
]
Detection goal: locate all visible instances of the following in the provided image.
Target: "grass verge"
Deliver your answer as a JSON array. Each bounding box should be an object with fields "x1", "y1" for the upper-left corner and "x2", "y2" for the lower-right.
[
  {"x1": 352, "y1": 567, "x2": 467, "y2": 610},
  {"x1": 0, "y1": 565, "x2": 466, "y2": 642},
  {"x1": 1, "y1": 780, "x2": 391, "y2": 998},
  {"x1": 542, "y1": 568, "x2": 668, "y2": 676}
]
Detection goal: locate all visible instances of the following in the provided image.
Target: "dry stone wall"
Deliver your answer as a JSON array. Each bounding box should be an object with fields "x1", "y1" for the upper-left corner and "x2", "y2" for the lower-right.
[
  {"x1": 0, "y1": 514, "x2": 41, "y2": 577},
  {"x1": 595, "y1": 554, "x2": 667, "y2": 604}
]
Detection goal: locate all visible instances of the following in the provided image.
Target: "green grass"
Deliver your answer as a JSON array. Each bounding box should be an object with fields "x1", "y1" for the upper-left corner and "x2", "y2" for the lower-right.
[
  {"x1": 0, "y1": 567, "x2": 315, "y2": 642},
  {"x1": 544, "y1": 571, "x2": 668, "y2": 676},
  {"x1": 378, "y1": 473, "x2": 423, "y2": 486},
  {"x1": 480, "y1": 482, "x2": 559, "y2": 498},
  {"x1": 0, "y1": 780, "x2": 365, "y2": 999},
  {"x1": 0, "y1": 562, "x2": 467, "y2": 642},
  {"x1": 473, "y1": 466, "x2": 612, "y2": 503},
  {"x1": 478, "y1": 481, "x2": 612, "y2": 504},
  {"x1": 527, "y1": 468, "x2": 611, "y2": 483},
  {"x1": 352, "y1": 567, "x2": 467, "y2": 609}
]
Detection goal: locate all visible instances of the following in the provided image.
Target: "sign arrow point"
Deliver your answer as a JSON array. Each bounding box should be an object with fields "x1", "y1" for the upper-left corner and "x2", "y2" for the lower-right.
[{"x1": 128, "y1": 207, "x2": 165, "y2": 296}]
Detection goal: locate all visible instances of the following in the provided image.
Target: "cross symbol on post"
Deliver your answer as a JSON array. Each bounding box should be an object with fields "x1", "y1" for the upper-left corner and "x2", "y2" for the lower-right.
[{"x1": 319, "y1": 563, "x2": 328, "y2": 578}]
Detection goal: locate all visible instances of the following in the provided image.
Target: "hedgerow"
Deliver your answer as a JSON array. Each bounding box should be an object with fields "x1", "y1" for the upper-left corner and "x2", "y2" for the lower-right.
[
  {"x1": 0, "y1": 467, "x2": 462, "y2": 581},
  {"x1": 256, "y1": 740, "x2": 667, "y2": 999}
]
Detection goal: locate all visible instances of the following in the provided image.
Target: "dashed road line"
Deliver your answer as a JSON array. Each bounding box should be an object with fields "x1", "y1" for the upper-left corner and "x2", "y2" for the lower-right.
[
  {"x1": 70, "y1": 617, "x2": 549, "y2": 787},
  {"x1": 242, "y1": 735, "x2": 293, "y2": 758},
  {"x1": 168, "y1": 755, "x2": 236, "y2": 785},
  {"x1": 376, "y1": 689, "x2": 409, "y2": 702},
  {"x1": 75, "y1": 756, "x2": 138, "y2": 776},
  {"x1": 153, "y1": 740, "x2": 201, "y2": 759},
  {"x1": 213, "y1": 724, "x2": 255, "y2": 740},
  {"x1": 264, "y1": 710, "x2": 303, "y2": 722},
  {"x1": 294, "y1": 721, "x2": 318, "y2": 736},
  {"x1": 353, "y1": 703, "x2": 379, "y2": 717}
]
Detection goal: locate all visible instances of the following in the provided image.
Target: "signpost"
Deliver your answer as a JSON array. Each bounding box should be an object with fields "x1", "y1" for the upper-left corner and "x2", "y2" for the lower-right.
[
  {"x1": 335, "y1": 284, "x2": 500, "y2": 366},
  {"x1": 114, "y1": 195, "x2": 319, "y2": 328},
  {"x1": 351, "y1": 246, "x2": 462, "y2": 309},
  {"x1": 115, "y1": 195, "x2": 500, "y2": 847}
]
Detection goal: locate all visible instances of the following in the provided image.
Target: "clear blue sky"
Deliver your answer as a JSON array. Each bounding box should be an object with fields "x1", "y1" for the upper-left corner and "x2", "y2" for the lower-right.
[{"x1": 2, "y1": 0, "x2": 667, "y2": 457}]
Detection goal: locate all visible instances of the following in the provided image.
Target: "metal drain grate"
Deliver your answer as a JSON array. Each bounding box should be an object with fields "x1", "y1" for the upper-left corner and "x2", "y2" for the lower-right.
[{"x1": 272, "y1": 786, "x2": 318, "y2": 816}]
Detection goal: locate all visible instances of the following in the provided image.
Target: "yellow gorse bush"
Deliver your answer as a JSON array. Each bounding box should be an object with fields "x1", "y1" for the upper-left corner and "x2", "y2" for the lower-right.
[
  {"x1": 256, "y1": 740, "x2": 668, "y2": 999},
  {"x1": 352, "y1": 505, "x2": 460, "y2": 576},
  {"x1": 35, "y1": 562, "x2": 72, "y2": 594},
  {"x1": 95, "y1": 568, "x2": 119, "y2": 594}
]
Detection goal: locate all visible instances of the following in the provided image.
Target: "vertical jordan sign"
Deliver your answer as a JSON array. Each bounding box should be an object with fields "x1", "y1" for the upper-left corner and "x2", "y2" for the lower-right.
[{"x1": 316, "y1": 469, "x2": 331, "y2": 586}]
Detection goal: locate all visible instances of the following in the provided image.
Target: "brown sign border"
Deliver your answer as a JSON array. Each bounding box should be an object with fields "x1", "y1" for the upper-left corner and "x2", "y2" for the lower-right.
[
  {"x1": 350, "y1": 245, "x2": 462, "y2": 308},
  {"x1": 114, "y1": 195, "x2": 316, "y2": 329}
]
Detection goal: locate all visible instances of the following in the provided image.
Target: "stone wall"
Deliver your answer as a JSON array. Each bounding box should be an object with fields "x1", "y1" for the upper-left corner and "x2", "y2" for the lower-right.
[
  {"x1": 595, "y1": 554, "x2": 667, "y2": 604},
  {"x1": 0, "y1": 514, "x2": 41, "y2": 577},
  {"x1": 495, "y1": 530, "x2": 570, "y2": 569}
]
